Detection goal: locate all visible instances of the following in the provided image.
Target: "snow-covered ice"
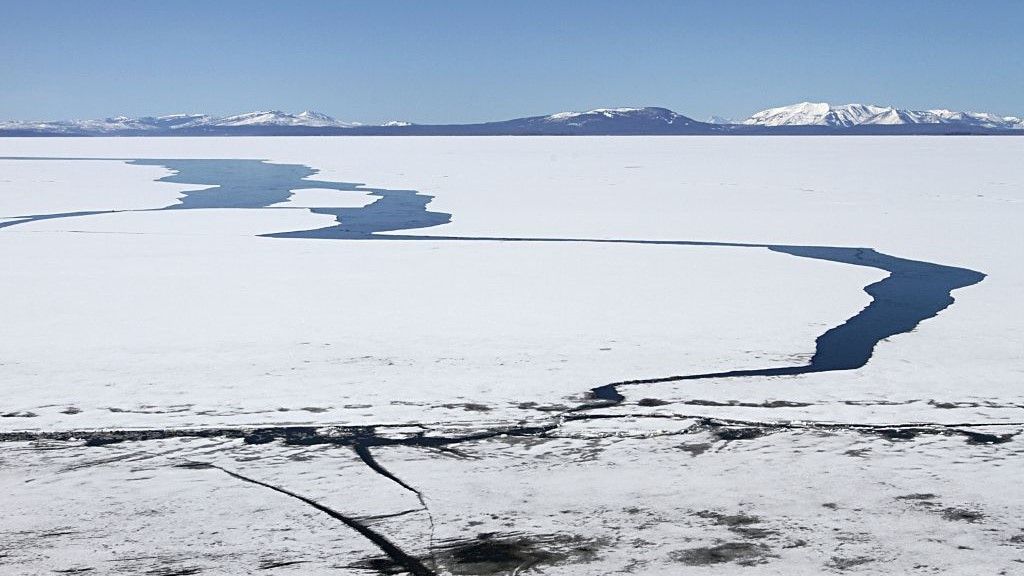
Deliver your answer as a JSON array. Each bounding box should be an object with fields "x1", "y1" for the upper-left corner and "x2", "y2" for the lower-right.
[{"x1": 0, "y1": 136, "x2": 1021, "y2": 575}]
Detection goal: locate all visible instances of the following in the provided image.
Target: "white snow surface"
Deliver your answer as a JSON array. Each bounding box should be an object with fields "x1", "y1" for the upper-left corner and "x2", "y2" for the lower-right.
[
  {"x1": 0, "y1": 137, "x2": 1021, "y2": 434},
  {"x1": 268, "y1": 188, "x2": 377, "y2": 209}
]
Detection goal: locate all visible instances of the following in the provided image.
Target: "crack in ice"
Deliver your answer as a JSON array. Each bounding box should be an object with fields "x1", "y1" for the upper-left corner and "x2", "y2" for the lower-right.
[{"x1": 186, "y1": 462, "x2": 437, "y2": 576}]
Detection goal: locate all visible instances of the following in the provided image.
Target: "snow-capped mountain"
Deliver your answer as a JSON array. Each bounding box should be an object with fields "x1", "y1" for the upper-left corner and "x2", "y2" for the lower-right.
[
  {"x1": 0, "y1": 113, "x2": 212, "y2": 134},
  {"x1": 2, "y1": 104, "x2": 1022, "y2": 136},
  {"x1": 545, "y1": 107, "x2": 669, "y2": 121},
  {"x1": 198, "y1": 110, "x2": 356, "y2": 128},
  {"x1": 0, "y1": 110, "x2": 358, "y2": 134},
  {"x1": 743, "y1": 102, "x2": 1024, "y2": 130},
  {"x1": 744, "y1": 102, "x2": 890, "y2": 127},
  {"x1": 540, "y1": 107, "x2": 696, "y2": 127},
  {"x1": 460, "y1": 107, "x2": 708, "y2": 135},
  {"x1": 919, "y1": 109, "x2": 1024, "y2": 129}
]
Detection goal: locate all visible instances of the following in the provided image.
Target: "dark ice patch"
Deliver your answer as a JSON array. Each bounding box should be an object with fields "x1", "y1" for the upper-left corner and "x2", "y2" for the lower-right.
[
  {"x1": 941, "y1": 507, "x2": 985, "y2": 523},
  {"x1": 669, "y1": 542, "x2": 770, "y2": 566},
  {"x1": 435, "y1": 532, "x2": 600, "y2": 575}
]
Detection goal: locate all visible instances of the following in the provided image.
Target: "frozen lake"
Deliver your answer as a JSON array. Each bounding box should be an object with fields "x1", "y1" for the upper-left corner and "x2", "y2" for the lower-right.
[{"x1": 1, "y1": 137, "x2": 1022, "y2": 575}]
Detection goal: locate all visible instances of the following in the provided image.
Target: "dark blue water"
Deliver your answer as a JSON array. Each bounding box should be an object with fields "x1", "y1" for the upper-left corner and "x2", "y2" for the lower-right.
[
  {"x1": 137, "y1": 158, "x2": 314, "y2": 209},
  {"x1": 588, "y1": 244, "x2": 985, "y2": 401},
  {"x1": 0, "y1": 157, "x2": 986, "y2": 400},
  {"x1": 0, "y1": 158, "x2": 450, "y2": 235}
]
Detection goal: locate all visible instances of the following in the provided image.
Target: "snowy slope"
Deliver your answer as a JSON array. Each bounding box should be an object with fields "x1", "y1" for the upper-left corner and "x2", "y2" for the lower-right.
[
  {"x1": 743, "y1": 102, "x2": 891, "y2": 127},
  {"x1": 744, "y1": 101, "x2": 1024, "y2": 129},
  {"x1": 191, "y1": 110, "x2": 357, "y2": 128},
  {"x1": 542, "y1": 107, "x2": 691, "y2": 125}
]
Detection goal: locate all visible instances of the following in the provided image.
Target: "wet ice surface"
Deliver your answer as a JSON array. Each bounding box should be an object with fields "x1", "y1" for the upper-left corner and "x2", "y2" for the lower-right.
[
  {"x1": 3, "y1": 420, "x2": 1022, "y2": 575},
  {"x1": 1, "y1": 137, "x2": 1022, "y2": 574}
]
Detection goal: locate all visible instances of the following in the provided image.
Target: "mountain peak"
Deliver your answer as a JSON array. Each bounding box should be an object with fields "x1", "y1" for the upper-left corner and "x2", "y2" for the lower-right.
[
  {"x1": 744, "y1": 102, "x2": 890, "y2": 127},
  {"x1": 707, "y1": 115, "x2": 736, "y2": 125},
  {"x1": 212, "y1": 110, "x2": 351, "y2": 127}
]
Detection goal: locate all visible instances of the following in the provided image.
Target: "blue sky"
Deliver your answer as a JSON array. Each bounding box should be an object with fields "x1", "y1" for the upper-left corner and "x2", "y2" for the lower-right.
[{"x1": 2, "y1": 0, "x2": 1022, "y2": 122}]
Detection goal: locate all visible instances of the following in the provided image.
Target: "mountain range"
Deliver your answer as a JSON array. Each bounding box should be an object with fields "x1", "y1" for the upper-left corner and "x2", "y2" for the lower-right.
[
  {"x1": 742, "y1": 102, "x2": 1023, "y2": 130},
  {"x1": 3, "y1": 103, "x2": 1022, "y2": 136}
]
